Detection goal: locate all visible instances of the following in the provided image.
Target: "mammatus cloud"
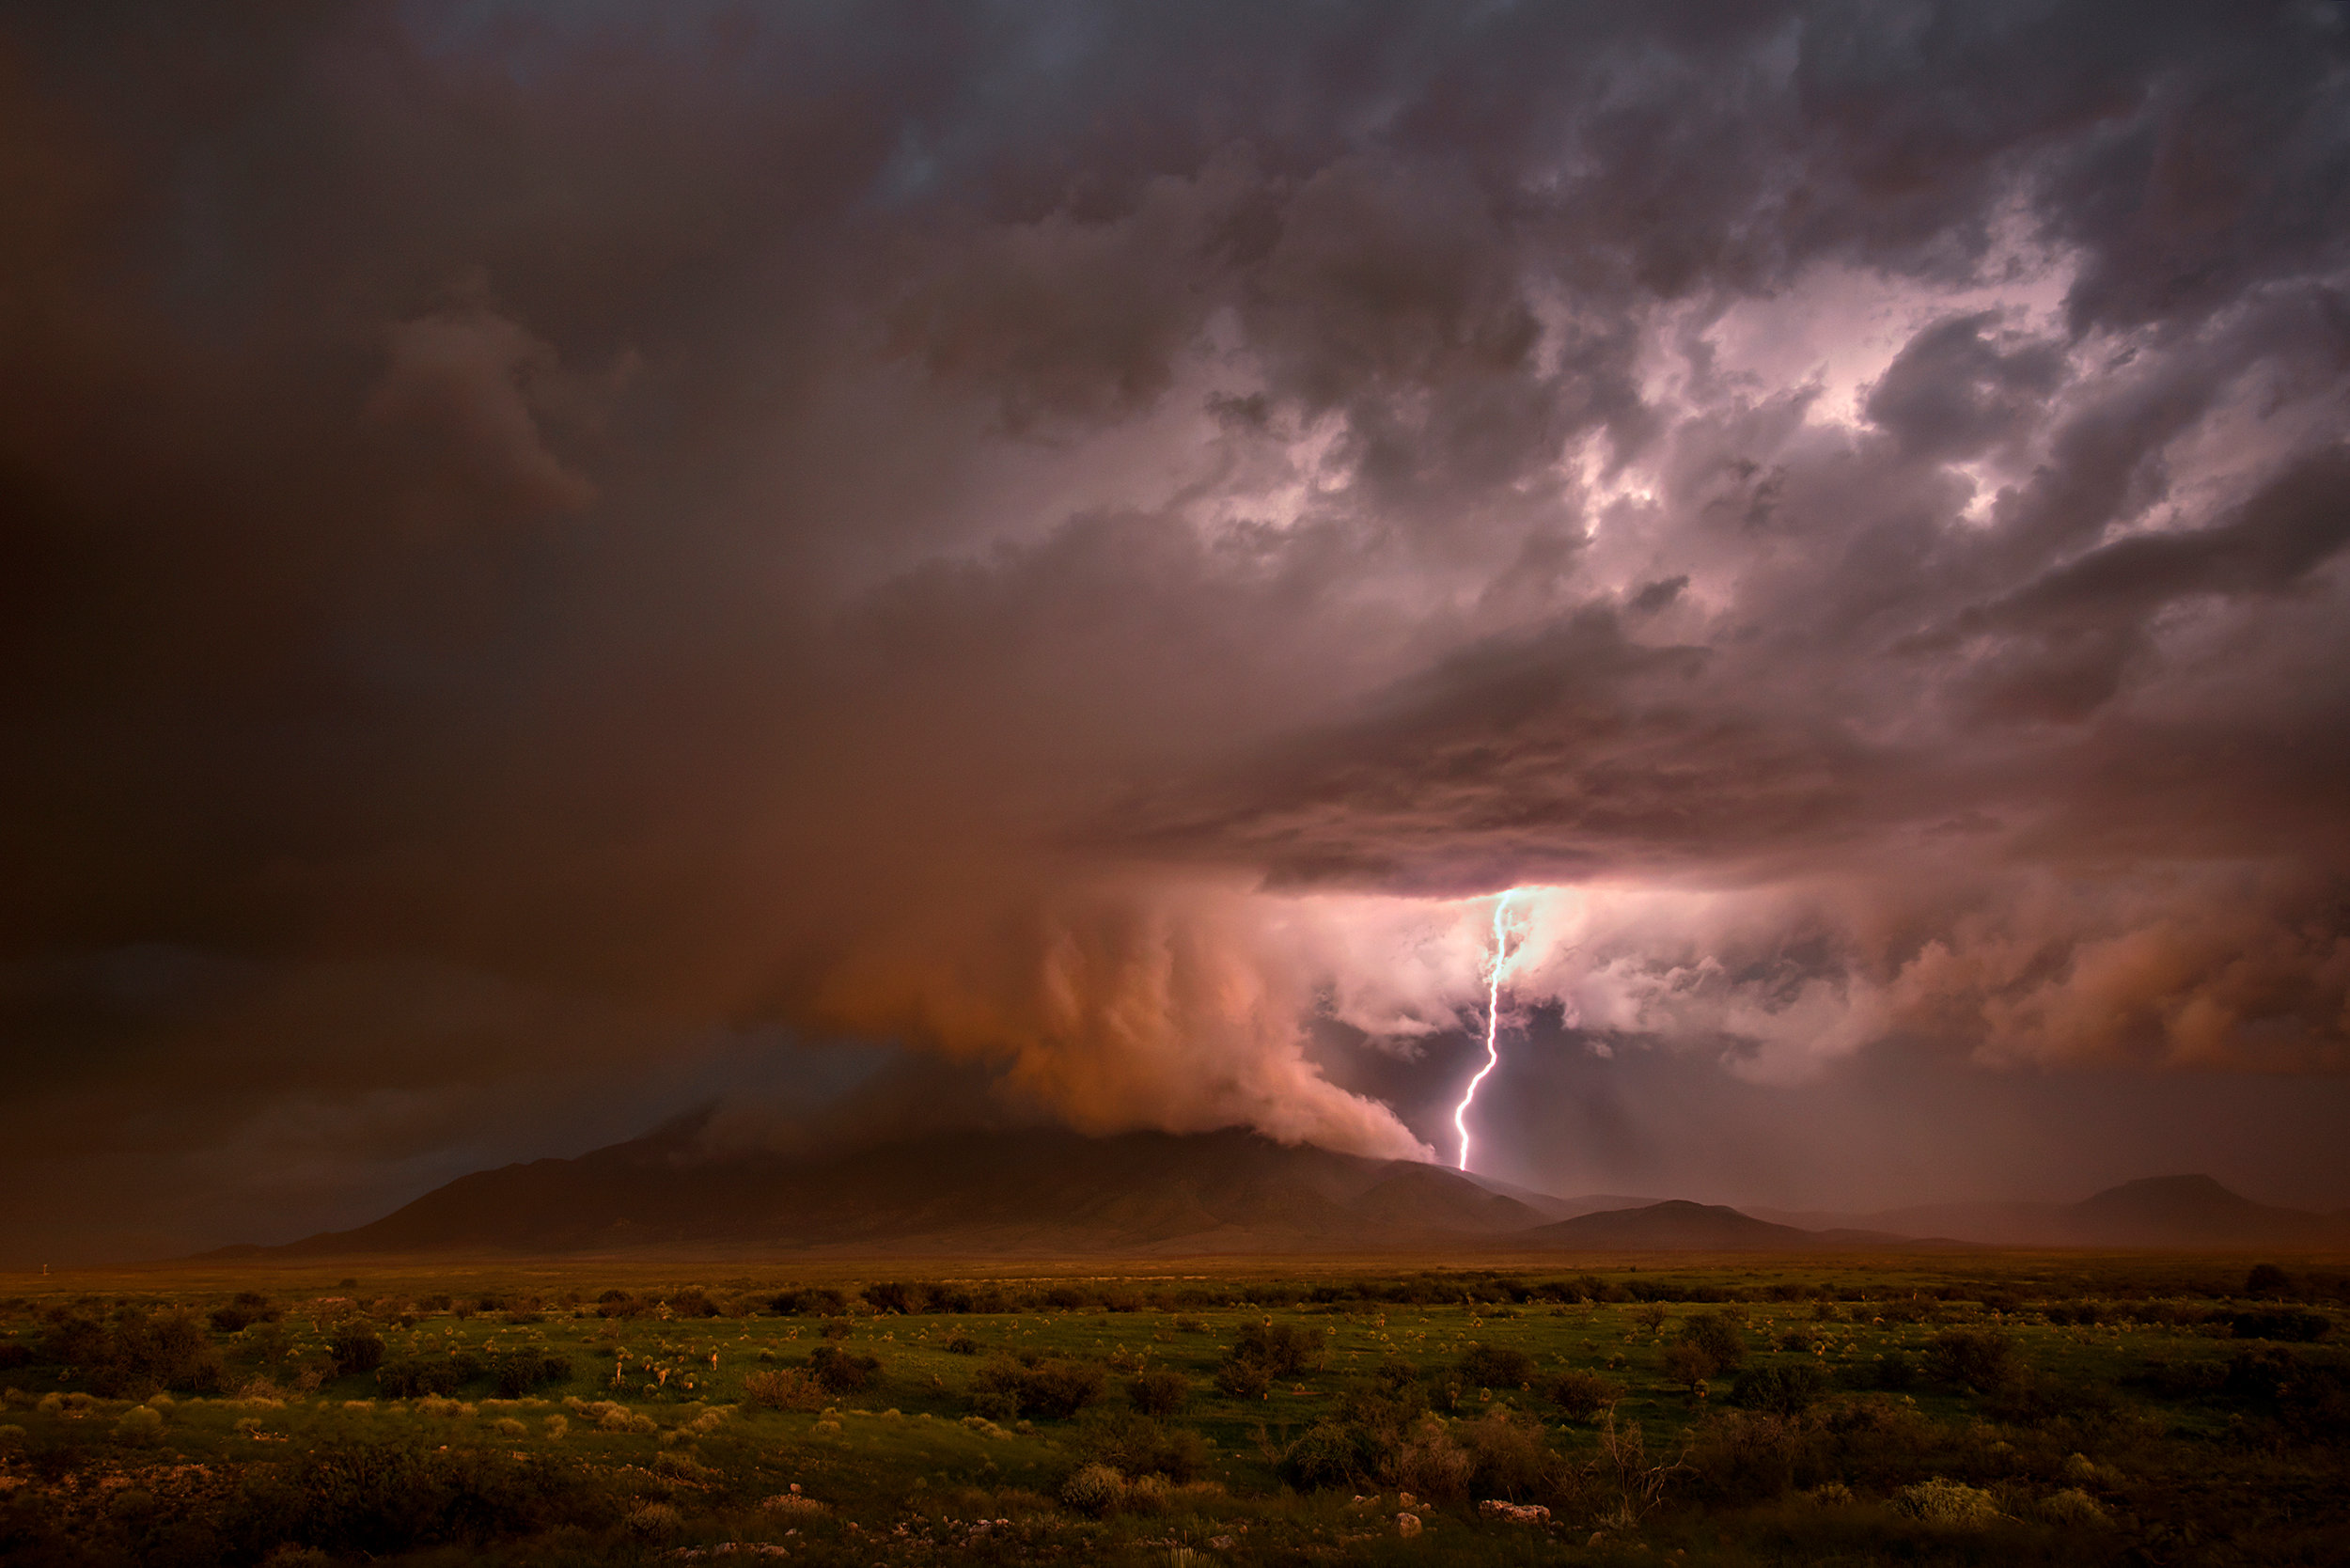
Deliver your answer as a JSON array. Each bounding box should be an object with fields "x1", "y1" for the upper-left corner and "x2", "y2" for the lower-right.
[{"x1": 0, "y1": 1, "x2": 2345, "y2": 1256}]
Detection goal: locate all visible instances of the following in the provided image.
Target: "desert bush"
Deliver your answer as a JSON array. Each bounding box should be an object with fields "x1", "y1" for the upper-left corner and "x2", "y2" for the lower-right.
[
  {"x1": 863, "y1": 1282, "x2": 916, "y2": 1315},
  {"x1": 1212, "y1": 1358, "x2": 1271, "y2": 1400},
  {"x1": 2133, "y1": 1356, "x2": 2227, "y2": 1399},
  {"x1": 227, "y1": 1438, "x2": 609, "y2": 1558},
  {"x1": 1662, "y1": 1341, "x2": 1716, "y2": 1390},
  {"x1": 807, "y1": 1345, "x2": 880, "y2": 1394},
  {"x1": 1894, "y1": 1477, "x2": 2002, "y2": 1528},
  {"x1": 377, "y1": 1356, "x2": 474, "y2": 1399},
  {"x1": 1686, "y1": 1409, "x2": 1810, "y2": 1504},
  {"x1": 742, "y1": 1369, "x2": 825, "y2": 1411},
  {"x1": 45, "y1": 1308, "x2": 224, "y2": 1397},
  {"x1": 1929, "y1": 1329, "x2": 2022, "y2": 1393},
  {"x1": 1457, "y1": 1343, "x2": 1536, "y2": 1389},
  {"x1": 1731, "y1": 1363, "x2": 1829, "y2": 1416},
  {"x1": 489, "y1": 1351, "x2": 571, "y2": 1398},
  {"x1": 819, "y1": 1319, "x2": 854, "y2": 1340},
  {"x1": 1229, "y1": 1320, "x2": 1321, "y2": 1376},
  {"x1": 1586, "y1": 1410, "x2": 1688, "y2": 1530},
  {"x1": 1381, "y1": 1414, "x2": 1474, "y2": 1502},
  {"x1": 1127, "y1": 1366, "x2": 1188, "y2": 1416},
  {"x1": 626, "y1": 1502, "x2": 682, "y2": 1538},
  {"x1": 2040, "y1": 1487, "x2": 2112, "y2": 1528},
  {"x1": 1277, "y1": 1419, "x2": 1361, "y2": 1490},
  {"x1": 945, "y1": 1334, "x2": 979, "y2": 1356},
  {"x1": 1058, "y1": 1463, "x2": 1128, "y2": 1516},
  {"x1": 1014, "y1": 1357, "x2": 1104, "y2": 1418},
  {"x1": 2222, "y1": 1347, "x2": 2350, "y2": 1440},
  {"x1": 1456, "y1": 1408, "x2": 1558, "y2": 1499},
  {"x1": 1546, "y1": 1368, "x2": 1625, "y2": 1419},
  {"x1": 210, "y1": 1292, "x2": 281, "y2": 1333},
  {"x1": 2245, "y1": 1262, "x2": 2295, "y2": 1299},
  {"x1": 1076, "y1": 1408, "x2": 1208, "y2": 1482},
  {"x1": 329, "y1": 1326, "x2": 385, "y2": 1378},
  {"x1": 1676, "y1": 1311, "x2": 1748, "y2": 1375},
  {"x1": 113, "y1": 1404, "x2": 165, "y2": 1446},
  {"x1": 2230, "y1": 1309, "x2": 2331, "y2": 1342},
  {"x1": 568, "y1": 1398, "x2": 657, "y2": 1434}
]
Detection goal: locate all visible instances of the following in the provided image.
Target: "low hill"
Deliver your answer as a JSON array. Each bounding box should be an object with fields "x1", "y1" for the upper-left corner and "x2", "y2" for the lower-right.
[
  {"x1": 1754, "y1": 1174, "x2": 2349, "y2": 1248},
  {"x1": 1518, "y1": 1199, "x2": 1908, "y2": 1251}
]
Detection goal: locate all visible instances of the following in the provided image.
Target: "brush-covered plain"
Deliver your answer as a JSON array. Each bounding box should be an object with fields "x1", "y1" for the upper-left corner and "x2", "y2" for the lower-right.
[{"x1": 1, "y1": 1255, "x2": 2344, "y2": 1565}]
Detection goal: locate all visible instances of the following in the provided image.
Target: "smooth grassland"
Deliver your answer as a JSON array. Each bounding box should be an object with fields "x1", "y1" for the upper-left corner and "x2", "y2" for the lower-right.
[{"x1": 1, "y1": 1250, "x2": 2343, "y2": 1565}]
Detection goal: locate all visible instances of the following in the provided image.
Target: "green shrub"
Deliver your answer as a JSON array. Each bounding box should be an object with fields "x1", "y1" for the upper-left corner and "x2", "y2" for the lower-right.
[
  {"x1": 1547, "y1": 1368, "x2": 1625, "y2": 1419},
  {"x1": 1277, "y1": 1419, "x2": 1360, "y2": 1490},
  {"x1": 807, "y1": 1345, "x2": 880, "y2": 1394},
  {"x1": 113, "y1": 1404, "x2": 165, "y2": 1446},
  {"x1": 1229, "y1": 1321, "x2": 1320, "y2": 1376},
  {"x1": 1676, "y1": 1311, "x2": 1748, "y2": 1376},
  {"x1": 1077, "y1": 1409, "x2": 1207, "y2": 1482},
  {"x1": 863, "y1": 1282, "x2": 915, "y2": 1315},
  {"x1": 1457, "y1": 1343, "x2": 1535, "y2": 1389},
  {"x1": 1212, "y1": 1358, "x2": 1271, "y2": 1399},
  {"x1": 330, "y1": 1327, "x2": 385, "y2": 1378},
  {"x1": 210, "y1": 1293, "x2": 281, "y2": 1333},
  {"x1": 1662, "y1": 1341, "x2": 1716, "y2": 1390},
  {"x1": 44, "y1": 1309, "x2": 224, "y2": 1397},
  {"x1": 227, "y1": 1439, "x2": 608, "y2": 1558},
  {"x1": 1731, "y1": 1363, "x2": 1829, "y2": 1415},
  {"x1": 1929, "y1": 1329, "x2": 2021, "y2": 1393},
  {"x1": 771, "y1": 1278, "x2": 846, "y2": 1316},
  {"x1": 945, "y1": 1335, "x2": 979, "y2": 1356},
  {"x1": 1127, "y1": 1366, "x2": 1188, "y2": 1416},
  {"x1": 2222, "y1": 1348, "x2": 2350, "y2": 1440},
  {"x1": 377, "y1": 1356, "x2": 477, "y2": 1399},
  {"x1": 489, "y1": 1351, "x2": 571, "y2": 1398},
  {"x1": 2230, "y1": 1309, "x2": 2331, "y2": 1342}
]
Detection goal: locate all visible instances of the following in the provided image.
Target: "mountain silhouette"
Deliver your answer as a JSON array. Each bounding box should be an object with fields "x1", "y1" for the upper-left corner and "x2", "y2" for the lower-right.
[
  {"x1": 227, "y1": 1126, "x2": 1556, "y2": 1258},
  {"x1": 210, "y1": 1121, "x2": 2344, "y2": 1260}
]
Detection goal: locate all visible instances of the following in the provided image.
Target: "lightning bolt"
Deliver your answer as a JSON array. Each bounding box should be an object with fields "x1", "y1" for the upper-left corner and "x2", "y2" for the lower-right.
[{"x1": 1453, "y1": 891, "x2": 1521, "y2": 1172}]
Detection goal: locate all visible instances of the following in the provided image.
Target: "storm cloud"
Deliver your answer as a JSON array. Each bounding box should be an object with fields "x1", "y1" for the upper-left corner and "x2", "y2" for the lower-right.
[{"x1": 3, "y1": 2, "x2": 2346, "y2": 1260}]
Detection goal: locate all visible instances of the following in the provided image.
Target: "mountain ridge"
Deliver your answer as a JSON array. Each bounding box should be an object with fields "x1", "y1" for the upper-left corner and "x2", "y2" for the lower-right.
[{"x1": 208, "y1": 1128, "x2": 2350, "y2": 1259}]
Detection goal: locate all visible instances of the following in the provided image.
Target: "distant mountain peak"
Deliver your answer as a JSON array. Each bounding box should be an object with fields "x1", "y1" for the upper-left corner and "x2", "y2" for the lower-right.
[{"x1": 2076, "y1": 1173, "x2": 2259, "y2": 1215}]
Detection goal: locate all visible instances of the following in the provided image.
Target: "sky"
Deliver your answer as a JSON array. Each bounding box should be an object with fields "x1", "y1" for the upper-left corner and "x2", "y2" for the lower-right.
[{"x1": 4, "y1": 2, "x2": 2348, "y2": 1263}]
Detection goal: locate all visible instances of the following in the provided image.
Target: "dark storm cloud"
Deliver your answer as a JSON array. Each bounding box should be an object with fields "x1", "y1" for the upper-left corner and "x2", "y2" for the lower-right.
[{"x1": 2, "y1": 1, "x2": 2346, "y2": 1258}]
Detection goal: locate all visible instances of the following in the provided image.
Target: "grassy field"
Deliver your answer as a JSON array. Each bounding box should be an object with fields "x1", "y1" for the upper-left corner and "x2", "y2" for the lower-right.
[{"x1": 1, "y1": 1251, "x2": 2344, "y2": 1565}]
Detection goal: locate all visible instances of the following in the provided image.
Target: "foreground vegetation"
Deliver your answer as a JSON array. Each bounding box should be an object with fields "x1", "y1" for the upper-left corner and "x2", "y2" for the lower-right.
[{"x1": 1, "y1": 1253, "x2": 2344, "y2": 1565}]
